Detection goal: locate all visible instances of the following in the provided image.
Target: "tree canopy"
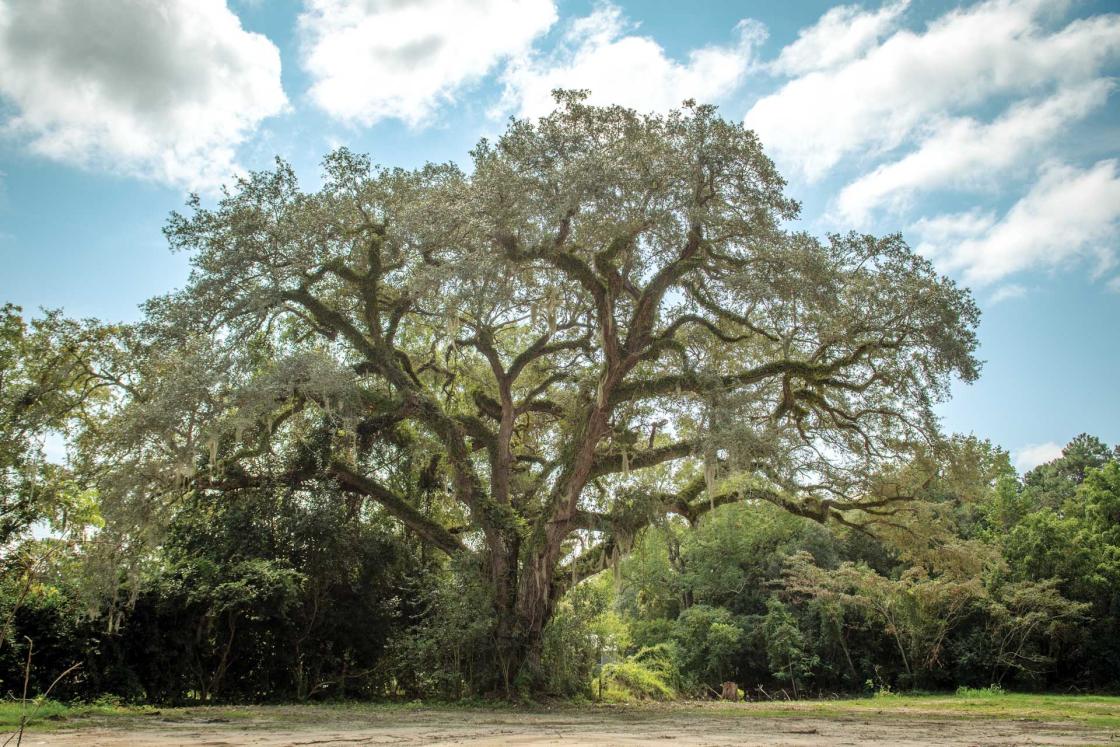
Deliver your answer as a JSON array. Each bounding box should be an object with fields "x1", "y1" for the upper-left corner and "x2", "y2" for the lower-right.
[{"x1": 83, "y1": 93, "x2": 980, "y2": 690}]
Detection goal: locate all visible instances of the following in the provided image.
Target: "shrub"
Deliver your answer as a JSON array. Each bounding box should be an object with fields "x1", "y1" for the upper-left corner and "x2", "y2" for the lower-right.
[{"x1": 595, "y1": 659, "x2": 675, "y2": 701}]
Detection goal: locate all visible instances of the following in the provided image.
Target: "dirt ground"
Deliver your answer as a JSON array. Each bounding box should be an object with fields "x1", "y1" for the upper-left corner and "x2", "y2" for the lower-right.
[{"x1": 18, "y1": 705, "x2": 1120, "y2": 747}]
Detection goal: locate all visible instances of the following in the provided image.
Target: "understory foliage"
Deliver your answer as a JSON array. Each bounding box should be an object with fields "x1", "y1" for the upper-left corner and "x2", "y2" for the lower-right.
[{"x1": 0, "y1": 486, "x2": 436, "y2": 702}]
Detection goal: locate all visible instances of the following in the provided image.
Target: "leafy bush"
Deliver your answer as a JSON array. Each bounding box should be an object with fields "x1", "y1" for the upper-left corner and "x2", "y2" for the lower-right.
[
  {"x1": 595, "y1": 659, "x2": 675, "y2": 701},
  {"x1": 670, "y1": 605, "x2": 745, "y2": 692},
  {"x1": 385, "y1": 567, "x2": 494, "y2": 699},
  {"x1": 541, "y1": 579, "x2": 615, "y2": 697}
]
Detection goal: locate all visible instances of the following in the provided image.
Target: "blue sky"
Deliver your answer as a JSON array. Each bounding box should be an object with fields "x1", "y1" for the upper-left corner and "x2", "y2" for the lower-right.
[{"x1": 0, "y1": 0, "x2": 1118, "y2": 470}]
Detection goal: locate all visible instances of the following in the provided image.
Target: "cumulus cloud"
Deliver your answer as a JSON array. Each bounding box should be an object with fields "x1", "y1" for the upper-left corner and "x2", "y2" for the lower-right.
[
  {"x1": 299, "y1": 0, "x2": 557, "y2": 126},
  {"x1": 498, "y1": 3, "x2": 765, "y2": 119},
  {"x1": 1014, "y1": 441, "x2": 1064, "y2": 472},
  {"x1": 745, "y1": 0, "x2": 1120, "y2": 181},
  {"x1": 770, "y1": 0, "x2": 909, "y2": 76},
  {"x1": 835, "y1": 80, "x2": 1114, "y2": 225},
  {"x1": 0, "y1": 0, "x2": 287, "y2": 192},
  {"x1": 913, "y1": 160, "x2": 1120, "y2": 285}
]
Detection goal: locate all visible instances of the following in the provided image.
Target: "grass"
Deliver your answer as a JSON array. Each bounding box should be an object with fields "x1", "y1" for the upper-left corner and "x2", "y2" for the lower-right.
[
  {"x1": 0, "y1": 700, "x2": 144, "y2": 732},
  {"x1": 700, "y1": 692, "x2": 1120, "y2": 730},
  {"x1": 0, "y1": 700, "x2": 251, "y2": 734},
  {"x1": 3, "y1": 692, "x2": 1118, "y2": 735}
]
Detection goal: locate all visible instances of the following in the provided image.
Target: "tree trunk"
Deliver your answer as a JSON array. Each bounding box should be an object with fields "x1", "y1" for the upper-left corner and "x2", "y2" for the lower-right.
[
  {"x1": 488, "y1": 537, "x2": 563, "y2": 697},
  {"x1": 488, "y1": 536, "x2": 531, "y2": 697},
  {"x1": 495, "y1": 593, "x2": 553, "y2": 696}
]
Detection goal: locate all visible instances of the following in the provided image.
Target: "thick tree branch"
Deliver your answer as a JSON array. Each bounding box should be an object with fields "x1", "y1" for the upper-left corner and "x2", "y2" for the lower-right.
[
  {"x1": 330, "y1": 460, "x2": 466, "y2": 556},
  {"x1": 589, "y1": 440, "x2": 698, "y2": 478}
]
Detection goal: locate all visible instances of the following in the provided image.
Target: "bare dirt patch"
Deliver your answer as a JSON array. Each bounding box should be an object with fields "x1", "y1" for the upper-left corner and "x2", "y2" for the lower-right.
[{"x1": 18, "y1": 703, "x2": 1119, "y2": 746}]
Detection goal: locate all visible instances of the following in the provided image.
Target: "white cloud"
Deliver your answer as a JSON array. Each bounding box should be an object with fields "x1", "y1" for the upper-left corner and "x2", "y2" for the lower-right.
[
  {"x1": 745, "y1": 0, "x2": 1120, "y2": 181},
  {"x1": 498, "y1": 3, "x2": 765, "y2": 119},
  {"x1": 1014, "y1": 441, "x2": 1064, "y2": 472},
  {"x1": 771, "y1": 1, "x2": 909, "y2": 76},
  {"x1": 988, "y1": 284, "x2": 1027, "y2": 304},
  {"x1": 910, "y1": 210, "x2": 997, "y2": 253},
  {"x1": 0, "y1": 0, "x2": 286, "y2": 192},
  {"x1": 835, "y1": 80, "x2": 1114, "y2": 225},
  {"x1": 299, "y1": 0, "x2": 557, "y2": 126},
  {"x1": 913, "y1": 160, "x2": 1120, "y2": 285}
]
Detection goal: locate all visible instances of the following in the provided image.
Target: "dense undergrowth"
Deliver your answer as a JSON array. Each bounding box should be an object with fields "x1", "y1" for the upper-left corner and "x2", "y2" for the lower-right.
[{"x1": 1, "y1": 434, "x2": 1117, "y2": 704}]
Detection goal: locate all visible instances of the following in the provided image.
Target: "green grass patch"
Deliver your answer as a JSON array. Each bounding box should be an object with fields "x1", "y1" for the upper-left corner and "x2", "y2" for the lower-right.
[
  {"x1": 5, "y1": 693, "x2": 1119, "y2": 735},
  {"x1": 0, "y1": 700, "x2": 151, "y2": 732},
  {"x1": 0, "y1": 700, "x2": 260, "y2": 734}
]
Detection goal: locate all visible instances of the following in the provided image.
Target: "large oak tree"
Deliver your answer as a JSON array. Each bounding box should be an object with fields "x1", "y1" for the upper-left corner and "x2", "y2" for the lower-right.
[{"x1": 96, "y1": 94, "x2": 979, "y2": 691}]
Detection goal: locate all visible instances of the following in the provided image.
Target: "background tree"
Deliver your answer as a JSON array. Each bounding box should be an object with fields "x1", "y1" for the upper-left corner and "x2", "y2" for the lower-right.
[
  {"x1": 994, "y1": 443, "x2": 1120, "y2": 687},
  {"x1": 760, "y1": 598, "x2": 815, "y2": 698},
  {"x1": 0, "y1": 305, "x2": 121, "y2": 546},
  {"x1": 88, "y1": 93, "x2": 979, "y2": 692}
]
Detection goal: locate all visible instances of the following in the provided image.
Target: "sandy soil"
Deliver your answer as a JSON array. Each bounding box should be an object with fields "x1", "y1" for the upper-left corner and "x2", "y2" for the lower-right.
[{"x1": 18, "y1": 706, "x2": 1118, "y2": 747}]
